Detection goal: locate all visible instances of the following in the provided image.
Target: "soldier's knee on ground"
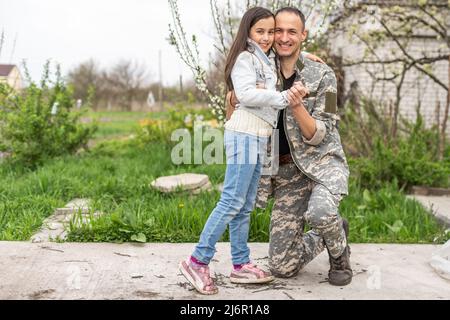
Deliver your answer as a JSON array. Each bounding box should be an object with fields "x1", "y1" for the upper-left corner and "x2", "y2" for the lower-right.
[
  {"x1": 305, "y1": 203, "x2": 340, "y2": 231},
  {"x1": 268, "y1": 256, "x2": 302, "y2": 278}
]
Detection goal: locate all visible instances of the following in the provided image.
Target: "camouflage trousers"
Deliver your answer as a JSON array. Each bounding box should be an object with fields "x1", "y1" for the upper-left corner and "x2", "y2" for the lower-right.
[{"x1": 269, "y1": 162, "x2": 347, "y2": 278}]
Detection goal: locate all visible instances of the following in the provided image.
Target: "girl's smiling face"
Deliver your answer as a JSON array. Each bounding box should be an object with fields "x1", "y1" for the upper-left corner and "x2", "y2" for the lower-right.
[{"x1": 249, "y1": 17, "x2": 275, "y2": 53}]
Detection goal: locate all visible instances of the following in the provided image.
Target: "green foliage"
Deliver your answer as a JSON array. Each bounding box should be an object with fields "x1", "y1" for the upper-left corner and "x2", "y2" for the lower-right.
[
  {"x1": 1, "y1": 127, "x2": 447, "y2": 243},
  {"x1": 350, "y1": 137, "x2": 449, "y2": 191},
  {"x1": 340, "y1": 180, "x2": 449, "y2": 244},
  {"x1": 341, "y1": 98, "x2": 449, "y2": 190},
  {"x1": 136, "y1": 104, "x2": 216, "y2": 144},
  {"x1": 0, "y1": 63, "x2": 97, "y2": 168},
  {"x1": 2, "y1": 106, "x2": 448, "y2": 244}
]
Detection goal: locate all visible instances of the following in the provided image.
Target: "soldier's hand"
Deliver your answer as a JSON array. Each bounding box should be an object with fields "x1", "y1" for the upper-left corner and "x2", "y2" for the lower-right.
[
  {"x1": 291, "y1": 83, "x2": 309, "y2": 98},
  {"x1": 305, "y1": 53, "x2": 325, "y2": 64},
  {"x1": 287, "y1": 86, "x2": 306, "y2": 109}
]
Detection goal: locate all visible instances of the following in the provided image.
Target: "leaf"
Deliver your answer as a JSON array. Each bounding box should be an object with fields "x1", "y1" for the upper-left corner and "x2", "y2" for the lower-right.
[
  {"x1": 144, "y1": 217, "x2": 155, "y2": 227},
  {"x1": 384, "y1": 220, "x2": 404, "y2": 233},
  {"x1": 131, "y1": 233, "x2": 147, "y2": 243},
  {"x1": 111, "y1": 212, "x2": 126, "y2": 226},
  {"x1": 363, "y1": 189, "x2": 372, "y2": 203}
]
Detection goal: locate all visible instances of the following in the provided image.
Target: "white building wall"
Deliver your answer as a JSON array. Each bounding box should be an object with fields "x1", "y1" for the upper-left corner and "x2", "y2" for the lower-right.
[{"x1": 329, "y1": 14, "x2": 449, "y2": 128}]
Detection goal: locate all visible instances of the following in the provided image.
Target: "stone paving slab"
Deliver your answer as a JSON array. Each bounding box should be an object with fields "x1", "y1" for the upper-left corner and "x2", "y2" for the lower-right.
[
  {"x1": 0, "y1": 242, "x2": 448, "y2": 300},
  {"x1": 150, "y1": 174, "x2": 210, "y2": 193},
  {"x1": 30, "y1": 199, "x2": 103, "y2": 243}
]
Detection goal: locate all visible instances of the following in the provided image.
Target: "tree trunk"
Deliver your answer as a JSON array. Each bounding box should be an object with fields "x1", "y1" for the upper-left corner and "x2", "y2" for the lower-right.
[{"x1": 440, "y1": 56, "x2": 450, "y2": 160}]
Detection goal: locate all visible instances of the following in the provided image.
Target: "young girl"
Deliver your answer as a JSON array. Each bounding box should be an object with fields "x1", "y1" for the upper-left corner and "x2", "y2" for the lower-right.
[{"x1": 179, "y1": 7, "x2": 310, "y2": 295}]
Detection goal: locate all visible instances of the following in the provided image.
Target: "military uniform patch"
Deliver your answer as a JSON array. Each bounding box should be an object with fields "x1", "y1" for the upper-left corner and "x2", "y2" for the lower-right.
[{"x1": 325, "y1": 91, "x2": 337, "y2": 114}]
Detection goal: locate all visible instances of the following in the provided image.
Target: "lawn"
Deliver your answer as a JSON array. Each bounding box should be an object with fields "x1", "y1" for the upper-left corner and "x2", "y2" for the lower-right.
[
  {"x1": 0, "y1": 111, "x2": 448, "y2": 244},
  {"x1": 85, "y1": 111, "x2": 167, "y2": 139}
]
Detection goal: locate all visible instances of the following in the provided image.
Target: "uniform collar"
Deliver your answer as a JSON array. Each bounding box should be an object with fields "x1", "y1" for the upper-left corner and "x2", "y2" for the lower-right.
[
  {"x1": 275, "y1": 50, "x2": 305, "y2": 78},
  {"x1": 295, "y1": 52, "x2": 305, "y2": 74}
]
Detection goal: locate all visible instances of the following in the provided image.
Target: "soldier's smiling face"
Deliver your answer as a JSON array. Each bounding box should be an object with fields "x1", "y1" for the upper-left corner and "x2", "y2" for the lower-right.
[{"x1": 274, "y1": 11, "x2": 308, "y2": 58}]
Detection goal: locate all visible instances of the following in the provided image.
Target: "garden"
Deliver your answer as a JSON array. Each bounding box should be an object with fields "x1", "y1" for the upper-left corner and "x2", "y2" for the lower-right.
[
  {"x1": 0, "y1": 0, "x2": 449, "y2": 247},
  {"x1": 0, "y1": 67, "x2": 448, "y2": 245}
]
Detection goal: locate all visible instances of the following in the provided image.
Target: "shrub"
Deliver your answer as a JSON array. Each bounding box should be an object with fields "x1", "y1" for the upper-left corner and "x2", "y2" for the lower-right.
[
  {"x1": 136, "y1": 103, "x2": 217, "y2": 144},
  {"x1": 341, "y1": 98, "x2": 449, "y2": 190},
  {"x1": 0, "y1": 63, "x2": 97, "y2": 168}
]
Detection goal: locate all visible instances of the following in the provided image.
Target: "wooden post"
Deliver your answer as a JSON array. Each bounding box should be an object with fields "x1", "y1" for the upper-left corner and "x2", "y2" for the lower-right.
[{"x1": 159, "y1": 50, "x2": 163, "y2": 109}]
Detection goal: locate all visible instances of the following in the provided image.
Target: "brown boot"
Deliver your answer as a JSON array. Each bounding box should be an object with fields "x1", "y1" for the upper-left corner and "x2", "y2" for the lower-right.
[{"x1": 328, "y1": 219, "x2": 352, "y2": 286}]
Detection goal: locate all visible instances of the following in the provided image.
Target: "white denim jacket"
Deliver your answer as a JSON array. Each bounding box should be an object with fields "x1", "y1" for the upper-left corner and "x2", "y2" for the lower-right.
[{"x1": 231, "y1": 39, "x2": 289, "y2": 128}]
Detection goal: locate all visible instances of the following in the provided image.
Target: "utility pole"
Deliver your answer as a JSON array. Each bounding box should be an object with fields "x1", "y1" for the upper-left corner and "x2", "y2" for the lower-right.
[
  {"x1": 179, "y1": 74, "x2": 183, "y2": 94},
  {"x1": 9, "y1": 33, "x2": 17, "y2": 63},
  {"x1": 158, "y1": 50, "x2": 163, "y2": 109}
]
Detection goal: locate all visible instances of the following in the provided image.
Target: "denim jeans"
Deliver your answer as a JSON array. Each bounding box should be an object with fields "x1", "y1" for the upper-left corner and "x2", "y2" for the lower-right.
[{"x1": 192, "y1": 130, "x2": 269, "y2": 266}]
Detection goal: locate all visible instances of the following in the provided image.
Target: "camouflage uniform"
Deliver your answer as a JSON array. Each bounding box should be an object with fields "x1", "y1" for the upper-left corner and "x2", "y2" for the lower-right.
[{"x1": 257, "y1": 54, "x2": 350, "y2": 278}]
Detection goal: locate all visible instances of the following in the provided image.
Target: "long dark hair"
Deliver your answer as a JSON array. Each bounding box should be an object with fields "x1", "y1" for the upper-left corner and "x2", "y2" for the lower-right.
[{"x1": 224, "y1": 7, "x2": 274, "y2": 91}]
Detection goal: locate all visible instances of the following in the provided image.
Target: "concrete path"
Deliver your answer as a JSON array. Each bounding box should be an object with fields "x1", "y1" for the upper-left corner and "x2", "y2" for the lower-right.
[
  {"x1": 0, "y1": 242, "x2": 449, "y2": 300},
  {"x1": 410, "y1": 195, "x2": 450, "y2": 227}
]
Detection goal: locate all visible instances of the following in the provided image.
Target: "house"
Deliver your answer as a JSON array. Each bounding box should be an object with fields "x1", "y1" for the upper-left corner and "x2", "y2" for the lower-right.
[
  {"x1": 327, "y1": 1, "x2": 449, "y2": 128},
  {"x1": 0, "y1": 64, "x2": 23, "y2": 91}
]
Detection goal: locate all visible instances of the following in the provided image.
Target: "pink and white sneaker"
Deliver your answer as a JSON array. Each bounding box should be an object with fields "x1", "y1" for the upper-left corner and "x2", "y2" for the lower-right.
[
  {"x1": 230, "y1": 263, "x2": 275, "y2": 284},
  {"x1": 179, "y1": 259, "x2": 219, "y2": 295}
]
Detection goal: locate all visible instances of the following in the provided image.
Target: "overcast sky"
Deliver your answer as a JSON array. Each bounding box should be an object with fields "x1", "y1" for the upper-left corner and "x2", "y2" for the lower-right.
[{"x1": 0, "y1": 0, "x2": 219, "y2": 86}]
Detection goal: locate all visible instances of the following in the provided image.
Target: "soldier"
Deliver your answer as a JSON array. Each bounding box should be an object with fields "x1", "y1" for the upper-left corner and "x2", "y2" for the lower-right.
[{"x1": 229, "y1": 7, "x2": 352, "y2": 286}]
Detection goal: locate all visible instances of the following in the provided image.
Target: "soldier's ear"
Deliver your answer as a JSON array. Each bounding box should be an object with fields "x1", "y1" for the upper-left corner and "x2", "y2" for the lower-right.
[{"x1": 301, "y1": 29, "x2": 308, "y2": 42}]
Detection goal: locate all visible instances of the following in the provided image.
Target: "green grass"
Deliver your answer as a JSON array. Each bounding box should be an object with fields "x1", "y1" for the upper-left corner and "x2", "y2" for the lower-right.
[
  {"x1": 1, "y1": 110, "x2": 448, "y2": 243},
  {"x1": 1, "y1": 137, "x2": 448, "y2": 244},
  {"x1": 340, "y1": 183, "x2": 449, "y2": 243},
  {"x1": 85, "y1": 111, "x2": 167, "y2": 139}
]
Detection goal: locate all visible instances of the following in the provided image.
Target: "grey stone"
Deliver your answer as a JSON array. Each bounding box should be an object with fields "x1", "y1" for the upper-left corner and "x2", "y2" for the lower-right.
[
  {"x1": 30, "y1": 199, "x2": 102, "y2": 243},
  {"x1": 150, "y1": 174, "x2": 210, "y2": 193}
]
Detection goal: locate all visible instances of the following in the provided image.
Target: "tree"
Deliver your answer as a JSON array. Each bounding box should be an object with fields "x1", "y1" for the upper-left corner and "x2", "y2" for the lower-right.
[
  {"x1": 105, "y1": 60, "x2": 151, "y2": 111},
  {"x1": 67, "y1": 59, "x2": 101, "y2": 107},
  {"x1": 330, "y1": 0, "x2": 449, "y2": 159},
  {"x1": 67, "y1": 59, "x2": 152, "y2": 111}
]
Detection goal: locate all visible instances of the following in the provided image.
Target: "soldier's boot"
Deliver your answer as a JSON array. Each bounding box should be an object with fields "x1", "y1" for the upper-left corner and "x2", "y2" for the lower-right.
[{"x1": 328, "y1": 218, "x2": 353, "y2": 286}]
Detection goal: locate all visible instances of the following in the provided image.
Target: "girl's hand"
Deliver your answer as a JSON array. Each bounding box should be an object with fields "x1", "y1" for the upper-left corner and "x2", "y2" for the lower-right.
[
  {"x1": 290, "y1": 83, "x2": 309, "y2": 98},
  {"x1": 287, "y1": 88, "x2": 304, "y2": 109},
  {"x1": 305, "y1": 53, "x2": 325, "y2": 64}
]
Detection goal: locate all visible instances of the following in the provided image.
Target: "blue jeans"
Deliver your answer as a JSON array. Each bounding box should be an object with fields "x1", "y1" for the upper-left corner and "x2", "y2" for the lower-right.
[{"x1": 192, "y1": 130, "x2": 269, "y2": 265}]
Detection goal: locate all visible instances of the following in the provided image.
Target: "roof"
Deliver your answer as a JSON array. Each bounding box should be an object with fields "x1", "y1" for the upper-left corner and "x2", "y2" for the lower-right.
[{"x1": 0, "y1": 64, "x2": 16, "y2": 77}]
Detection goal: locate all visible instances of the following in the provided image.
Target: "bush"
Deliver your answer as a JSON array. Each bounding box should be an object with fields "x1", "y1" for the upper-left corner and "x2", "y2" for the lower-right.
[
  {"x1": 136, "y1": 103, "x2": 217, "y2": 144},
  {"x1": 0, "y1": 63, "x2": 97, "y2": 168},
  {"x1": 341, "y1": 98, "x2": 449, "y2": 190}
]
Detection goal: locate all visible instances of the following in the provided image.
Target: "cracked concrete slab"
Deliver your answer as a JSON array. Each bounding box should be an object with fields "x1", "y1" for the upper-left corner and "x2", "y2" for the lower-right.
[
  {"x1": 30, "y1": 199, "x2": 103, "y2": 243},
  {"x1": 409, "y1": 195, "x2": 450, "y2": 228},
  {"x1": 0, "y1": 242, "x2": 448, "y2": 300}
]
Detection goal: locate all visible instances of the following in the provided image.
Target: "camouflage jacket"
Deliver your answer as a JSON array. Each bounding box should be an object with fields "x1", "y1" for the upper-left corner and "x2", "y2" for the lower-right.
[{"x1": 256, "y1": 54, "x2": 350, "y2": 209}]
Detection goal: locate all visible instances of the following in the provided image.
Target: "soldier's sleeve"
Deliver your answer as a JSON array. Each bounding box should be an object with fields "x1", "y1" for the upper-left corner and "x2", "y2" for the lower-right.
[{"x1": 304, "y1": 69, "x2": 340, "y2": 146}]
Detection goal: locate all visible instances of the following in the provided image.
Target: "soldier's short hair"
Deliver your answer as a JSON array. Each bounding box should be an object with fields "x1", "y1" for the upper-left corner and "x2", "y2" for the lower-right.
[{"x1": 275, "y1": 7, "x2": 306, "y2": 30}]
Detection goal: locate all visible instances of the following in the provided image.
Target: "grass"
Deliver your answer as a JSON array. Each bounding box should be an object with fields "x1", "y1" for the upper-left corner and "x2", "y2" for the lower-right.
[
  {"x1": 85, "y1": 110, "x2": 169, "y2": 139},
  {"x1": 0, "y1": 137, "x2": 448, "y2": 244},
  {"x1": 0, "y1": 110, "x2": 448, "y2": 243}
]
